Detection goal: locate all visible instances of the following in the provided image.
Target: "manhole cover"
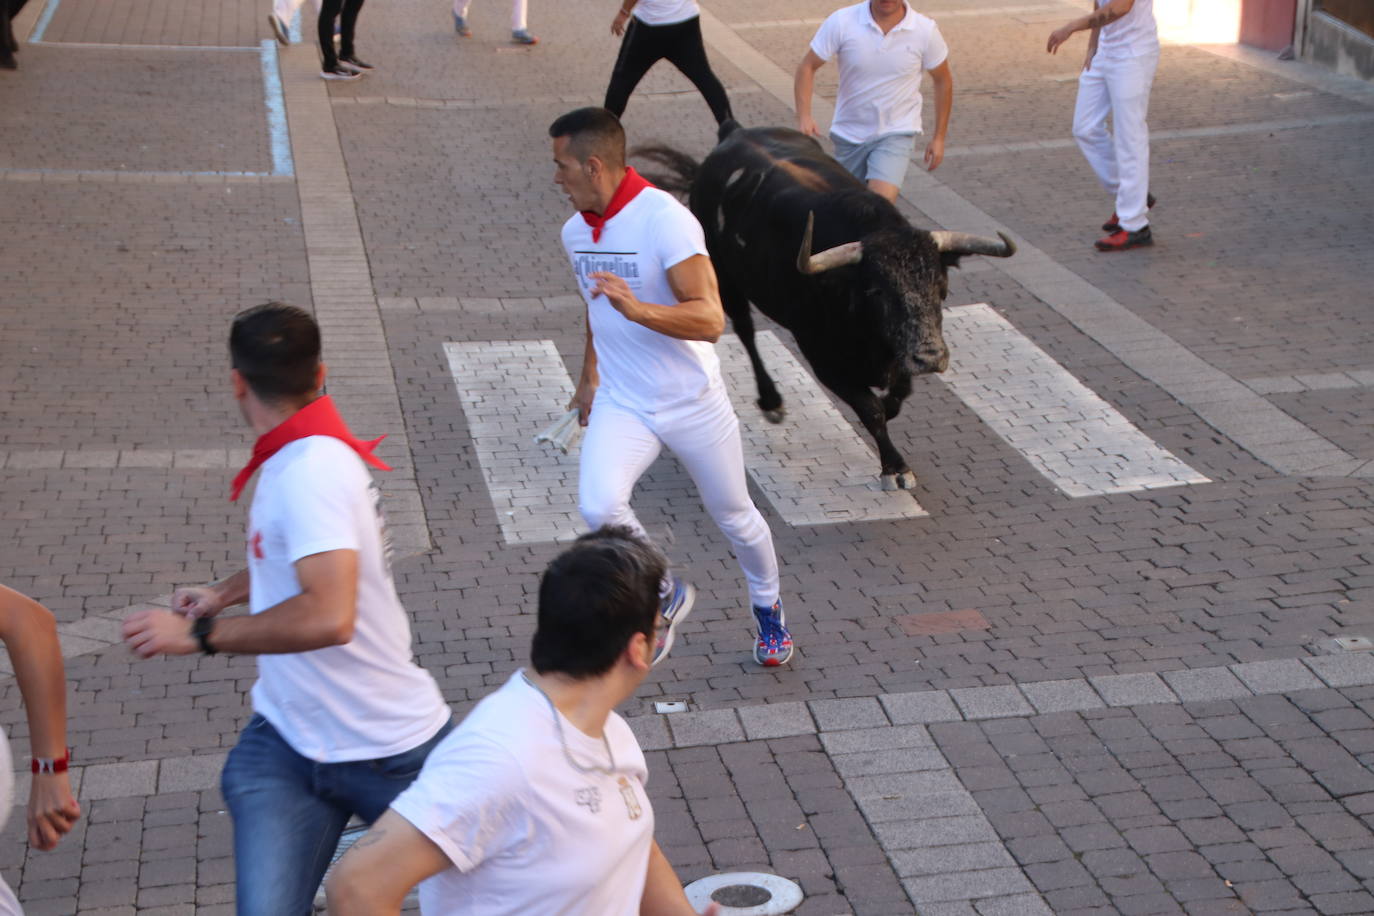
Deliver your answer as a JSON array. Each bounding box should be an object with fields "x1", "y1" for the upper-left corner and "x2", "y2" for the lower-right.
[{"x1": 686, "y1": 872, "x2": 803, "y2": 915}]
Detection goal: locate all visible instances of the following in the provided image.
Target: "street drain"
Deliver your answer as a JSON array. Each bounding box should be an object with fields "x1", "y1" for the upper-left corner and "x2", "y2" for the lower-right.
[{"x1": 685, "y1": 872, "x2": 804, "y2": 915}]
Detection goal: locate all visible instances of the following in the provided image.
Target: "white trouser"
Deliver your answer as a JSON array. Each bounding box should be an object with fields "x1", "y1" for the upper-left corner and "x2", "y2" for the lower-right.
[
  {"x1": 272, "y1": 0, "x2": 322, "y2": 24},
  {"x1": 1073, "y1": 51, "x2": 1158, "y2": 232},
  {"x1": 579, "y1": 385, "x2": 780, "y2": 609},
  {"x1": 452, "y1": 0, "x2": 528, "y2": 31}
]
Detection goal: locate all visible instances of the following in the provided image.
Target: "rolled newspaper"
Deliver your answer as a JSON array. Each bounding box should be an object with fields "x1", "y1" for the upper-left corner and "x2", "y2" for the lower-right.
[{"x1": 533, "y1": 408, "x2": 584, "y2": 454}]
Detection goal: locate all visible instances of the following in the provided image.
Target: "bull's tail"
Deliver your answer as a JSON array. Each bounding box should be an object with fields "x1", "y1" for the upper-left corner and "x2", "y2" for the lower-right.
[{"x1": 630, "y1": 145, "x2": 699, "y2": 195}]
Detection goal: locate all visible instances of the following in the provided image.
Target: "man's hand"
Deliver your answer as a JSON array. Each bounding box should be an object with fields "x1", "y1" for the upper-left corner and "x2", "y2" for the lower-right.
[
  {"x1": 1047, "y1": 24, "x2": 1076, "y2": 54},
  {"x1": 797, "y1": 113, "x2": 821, "y2": 138},
  {"x1": 612, "y1": 8, "x2": 630, "y2": 35},
  {"x1": 27, "y1": 772, "x2": 80, "y2": 851},
  {"x1": 123, "y1": 609, "x2": 197, "y2": 658},
  {"x1": 567, "y1": 379, "x2": 597, "y2": 427},
  {"x1": 172, "y1": 585, "x2": 224, "y2": 620},
  {"x1": 923, "y1": 135, "x2": 945, "y2": 171},
  {"x1": 589, "y1": 271, "x2": 644, "y2": 322}
]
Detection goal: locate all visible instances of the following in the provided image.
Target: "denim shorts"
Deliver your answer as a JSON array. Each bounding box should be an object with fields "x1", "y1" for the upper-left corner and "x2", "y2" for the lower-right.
[{"x1": 830, "y1": 131, "x2": 918, "y2": 187}]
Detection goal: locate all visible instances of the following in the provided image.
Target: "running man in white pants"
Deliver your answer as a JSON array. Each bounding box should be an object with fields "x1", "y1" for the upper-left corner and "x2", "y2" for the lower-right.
[
  {"x1": 452, "y1": 0, "x2": 537, "y2": 44},
  {"x1": 549, "y1": 107, "x2": 794, "y2": 667},
  {"x1": 1048, "y1": 0, "x2": 1159, "y2": 252}
]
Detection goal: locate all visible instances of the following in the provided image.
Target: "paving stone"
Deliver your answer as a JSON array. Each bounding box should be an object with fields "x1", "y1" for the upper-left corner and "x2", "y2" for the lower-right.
[
  {"x1": 880, "y1": 689, "x2": 963, "y2": 724},
  {"x1": 1162, "y1": 668, "x2": 1255, "y2": 702},
  {"x1": 950, "y1": 686, "x2": 1035, "y2": 720},
  {"x1": 156, "y1": 754, "x2": 226, "y2": 795},
  {"x1": 1231, "y1": 660, "x2": 1327, "y2": 694},
  {"x1": 809, "y1": 697, "x2": 891, "y2": 732},
  {"x1": 738, "y1": 701, "x2": 816, "y2": 740},
  {"x1": 1021, "y1": 679, "x2": 1106, "y2": 714},
  {"x1": 80, "y1": 762, "x2": 158, "y2": 801},
  {"x1": 1090, "y1": 673, "x2": 1179, "y2": 707},
  {"x1": 667, "y1": 709, "x2": 745, "y2": 748},
  {"x1": 1304, "y1": 654, "x2": 1374, "y2": 689}
]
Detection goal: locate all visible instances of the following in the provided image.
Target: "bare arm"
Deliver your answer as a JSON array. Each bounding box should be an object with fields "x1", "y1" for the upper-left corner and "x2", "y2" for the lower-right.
[
  {"x1": 327, "y1": 810, "x2": 453, "y2": 915},
  {"x1": 924, "y1": 60, "x2": 953, "y2": 171},
  {"x1": 0, "y1": 585, "x2": 81, "y2": 852},
  {"x1": 170, "y1": 568, "x2": 250, "y2": 619},
  {"x1": 568, "y1": 316, "x2": 600, "y2": 426},
  {"x1": 588, "y1": 254, "x2": 726, "y2": 343},
  {"x1": 611, "y1": 0, "x2": 638, "y2": 35},
  {"x1": 793, "y1": 49, "x2": 826, "y2": 137},
  {"x1": 640, "y1": 840, "x2": 718, "y2": 916},
  {"x1": 123, "y1": 549, "x2": 359, "y2": 657},
  {"x1": 1047, "y1": 0, "x2": 1135, "y2": 53}
]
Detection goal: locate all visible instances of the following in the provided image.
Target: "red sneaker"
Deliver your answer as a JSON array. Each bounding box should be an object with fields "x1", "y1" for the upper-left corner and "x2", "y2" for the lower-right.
[
  {"x1": 1103, "y1": 193, "x2": 1157, "y2": 232},
  {"x1": 1095, "y1": 226, "x2": 1153, "y2": 251}
]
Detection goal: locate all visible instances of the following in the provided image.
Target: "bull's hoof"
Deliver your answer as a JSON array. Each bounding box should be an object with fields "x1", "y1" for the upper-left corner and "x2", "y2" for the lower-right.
[
  {"x1": 880, "y1": 471, "x2": 917, "y2": 491},
  {"x1": 762, "y1": 406, "x2": 786, "y2": 424}
]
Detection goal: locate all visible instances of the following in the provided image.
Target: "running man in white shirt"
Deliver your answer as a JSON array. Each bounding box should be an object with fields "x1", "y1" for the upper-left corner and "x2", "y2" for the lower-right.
[
  {"x1": 123, "y1": 303, "x2": 454, "y2": 916},
  {"x1": 795, "y1": 0, "x2": 953, "y2": 202},
  {"x1": 326, "y1": 527, "x2": 717, "y2": 915},
  {"x1": 1048, "y1": 0, "x2": 1159, "y2": 251},
  {"x1": 549, "y1": 107, "x2": 793, "y2": 667}
]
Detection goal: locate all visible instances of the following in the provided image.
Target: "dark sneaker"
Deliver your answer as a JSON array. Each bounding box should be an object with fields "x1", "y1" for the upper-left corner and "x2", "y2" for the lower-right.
[
  {"x1": 651, "y1": 576, "x2": 696, "y2": 667},
  {"x1": 752, "y1": 600, "x2": 794, "y2": 666},
  {"x1": 320, "y1": 65, "x2": 362, "y2": 81},
  {"x1": 267, "y1": 13, "x2": 290, "y2": 45},
  {"x1": 338, "y1": 55, "x2": 374, "y2": 71},
  {"x1": 453, "y1": 13, "x2": 472, "y2": 36},
  {"x1": 512, "y1": 28, "x2": 539, "y2": 44},
  {"x1": 1095, "y1": 226, "x2": 1153, "y2": 251},
  {"x1": 1102, "y1": 192, "x2": 1157, "y2": 232}
]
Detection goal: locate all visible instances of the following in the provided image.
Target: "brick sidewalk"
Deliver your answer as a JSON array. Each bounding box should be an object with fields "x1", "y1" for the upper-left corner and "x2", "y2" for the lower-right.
[{"x1": 2, "y1": 0, "x2": 1373, "y2": 912}]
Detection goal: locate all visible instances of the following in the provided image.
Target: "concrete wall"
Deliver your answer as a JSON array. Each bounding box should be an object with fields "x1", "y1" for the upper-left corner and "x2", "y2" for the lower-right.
[{"x1": 1306, "y1": 10, "x2": 1374, "y2": 79}]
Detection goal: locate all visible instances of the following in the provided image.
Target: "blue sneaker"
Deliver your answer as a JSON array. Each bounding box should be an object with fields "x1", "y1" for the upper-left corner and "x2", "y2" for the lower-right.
[
  {"x1": 511, "y1": 28, "x2": 538, "y2": 45},
  {"x1": 652, "y1": 575, "x2": 696, "y2": 667},
  {"x1": 752, "y1": 600, "x2": 793, "y2": 666},
  {"x1": 453, "y1": 13, "x2": 472, "y2": 36}
]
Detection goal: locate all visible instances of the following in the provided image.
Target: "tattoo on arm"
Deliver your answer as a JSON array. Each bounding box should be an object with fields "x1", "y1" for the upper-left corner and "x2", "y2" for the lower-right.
[{"x1": 351, "y1": 829, "x2": 387, "y2": 850}]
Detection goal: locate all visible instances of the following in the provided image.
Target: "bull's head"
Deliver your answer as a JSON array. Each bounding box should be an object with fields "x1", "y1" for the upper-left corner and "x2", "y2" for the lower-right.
[{"x1": 795, "y1": 213, "x2": 1017, "y2": 377}]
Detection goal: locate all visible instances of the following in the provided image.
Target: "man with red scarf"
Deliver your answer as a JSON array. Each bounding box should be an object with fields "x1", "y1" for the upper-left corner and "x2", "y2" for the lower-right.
[
  {"x1": 551, "y1": 107, "x2": 793, "y2": 667},
  {"x1": 123, "y1": 303, "x2": 453, "y2": 915}
]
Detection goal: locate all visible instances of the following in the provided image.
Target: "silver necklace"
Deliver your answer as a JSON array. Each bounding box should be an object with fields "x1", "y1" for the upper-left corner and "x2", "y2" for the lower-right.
[{"x1": 522, "y1": 672, "x2": 617, "y2": 775}]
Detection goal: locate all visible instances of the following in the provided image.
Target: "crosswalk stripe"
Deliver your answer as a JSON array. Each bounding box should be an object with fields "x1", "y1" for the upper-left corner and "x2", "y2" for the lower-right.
[
  {"x1": 716, "y1": 332, "x2": 931, "y2": 526},
  {"x1": 443, "y1": 341, "x2": 582, "y2": 546},
  {"x1": 940, "y1": 304, "x2": 1210, "y2": 496}
]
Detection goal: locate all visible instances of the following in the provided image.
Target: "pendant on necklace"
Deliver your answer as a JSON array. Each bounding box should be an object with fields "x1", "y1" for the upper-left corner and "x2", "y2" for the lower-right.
[{"x1": 617, "y1": 775, "x2": 643, "y2": 820}]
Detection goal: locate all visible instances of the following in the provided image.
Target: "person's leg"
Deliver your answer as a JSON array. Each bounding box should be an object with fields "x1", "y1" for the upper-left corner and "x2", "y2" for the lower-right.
[
  {"x1": 221, "y1": 716, "x2": 351, "y2": 916},
  {"x1": 337, "y1": 0, "x2": 363, "y2": 60},
  {"x1": 317, "y1": 0, "x2": 342, "y2": 68},
  {"x1": 829, "y1": 133, "x2": 871, "y2": 184},
  {"x1": 325, "y1": 718, "x2": 456, "y2": 824},
  {"x1": 1072, "y1": 60, "x2": 1117, "y2": 194},
  {"x1": 861, "y1": 132, "x2": 915, "y2": 202},
  {"x1": 655, "y1": 388, "x2": 779, "y2": 610},
  {"x1": 577, "y1": 400, "x2": 663, "y2": 540},
  {"x1": 1105, "y1": 52, "x2": 1157, "y2": 232},
  {"x1": 604, "y1": 18, "x2": 662, "y2": 116},
  {"x1": 662, "y1": 17, "x2": 733, "y2": 125},
  {"x1": 510, "y1": 0, "x2": 526, "y2": 31}
]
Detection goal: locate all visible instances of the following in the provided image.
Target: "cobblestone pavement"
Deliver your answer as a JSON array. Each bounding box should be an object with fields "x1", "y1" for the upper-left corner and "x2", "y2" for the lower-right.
[{"x1": 2, "y1": 0, "x2": 1373, "y2": 911}]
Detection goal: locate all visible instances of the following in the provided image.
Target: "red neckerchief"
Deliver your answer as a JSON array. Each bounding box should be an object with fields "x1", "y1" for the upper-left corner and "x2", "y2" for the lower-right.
[
  {"x1": 229, "y1": 395, "x2": 391, "y2": 501},
  {"x1": 580, "y1": 167, "x2": 654, "y2": 242}
]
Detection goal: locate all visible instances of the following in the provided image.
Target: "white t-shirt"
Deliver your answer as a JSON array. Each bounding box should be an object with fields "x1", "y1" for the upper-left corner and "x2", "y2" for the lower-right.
[
  {"x1": 561, "y1": 186, "x2": 722, "y2": 413},
  {"x1": 391, "y1": 672, "x2": 654, "y2": 915},
  {"x1": 1096, "y1": 0, "x2": 1157, "y2": 59},
  {"x1": 810, "y1": 1, "x2": 949, "y2": 143},
  {"x1": 633, "y1": 0, "x2": 698, "y2": 26},
  {"x1": 0, "y1": 729, "x2": 17, "y2": 915},
  {"x1": 247, "y1": 436, "x2": 450, "y2": 762}
]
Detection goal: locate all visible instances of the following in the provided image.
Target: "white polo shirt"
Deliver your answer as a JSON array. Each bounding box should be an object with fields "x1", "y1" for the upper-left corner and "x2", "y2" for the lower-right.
[
  {"x1": 247, "y1": 436, "x2": 450, "y2": 762},
  {"x1": 633, "y1": 0, "x2": 698, "y2": 26},
  {"x1": 391, "y1": 672, "x2": 654, "y2": 915},
  {"x1": 810, "y1": 1, "x2": 949, "y2": 144},
  {"x1": 560, "y1": 187, "x2": 721, "y2": 414},
  {"x1": 1096, "y1": 0, "x2": 1158, "y2": 59}
]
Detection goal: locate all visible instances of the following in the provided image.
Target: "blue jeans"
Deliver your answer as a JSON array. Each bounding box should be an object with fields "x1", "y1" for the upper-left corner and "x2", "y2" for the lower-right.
[{"x1": 221, "y1": 713, "x2": 454, "y2": 916}]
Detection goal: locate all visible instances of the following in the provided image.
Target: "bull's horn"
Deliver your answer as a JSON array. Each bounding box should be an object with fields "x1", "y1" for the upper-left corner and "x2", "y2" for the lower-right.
[
  {"x1": 797, "y1": 211, "x2": 864, "y2": 274},
  {"x1": 929, "y1": 230, "x2": 1017, "y2": 258}
]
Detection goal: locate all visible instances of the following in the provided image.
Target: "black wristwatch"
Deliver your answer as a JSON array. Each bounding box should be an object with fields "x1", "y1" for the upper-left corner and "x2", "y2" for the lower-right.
[{"x1": 191, "y1": 616, "x2": 217, "y2": 656}]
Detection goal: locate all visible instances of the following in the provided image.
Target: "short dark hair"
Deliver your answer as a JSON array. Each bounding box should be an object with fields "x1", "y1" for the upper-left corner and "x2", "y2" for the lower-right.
[
  {"x1": 548, "y1": 107, "x2": 626, "y2": 170},
  {"x1": 229, "y1": 302, "x2": 322, "y2": 405},
  {"x1": 531, "y1": 526, "x2": 665, "y2": 679}
]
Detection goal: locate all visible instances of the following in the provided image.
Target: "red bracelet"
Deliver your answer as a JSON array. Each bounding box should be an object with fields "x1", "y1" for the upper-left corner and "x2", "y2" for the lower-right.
[{"x1": 32, "y1": 748, "x2": 71, "y2": 775}]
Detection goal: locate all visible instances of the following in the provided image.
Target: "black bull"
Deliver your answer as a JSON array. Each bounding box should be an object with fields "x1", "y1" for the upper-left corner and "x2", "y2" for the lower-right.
[{"x1": 636, "y1": 123, "x2": 1016, "y2": 491}]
